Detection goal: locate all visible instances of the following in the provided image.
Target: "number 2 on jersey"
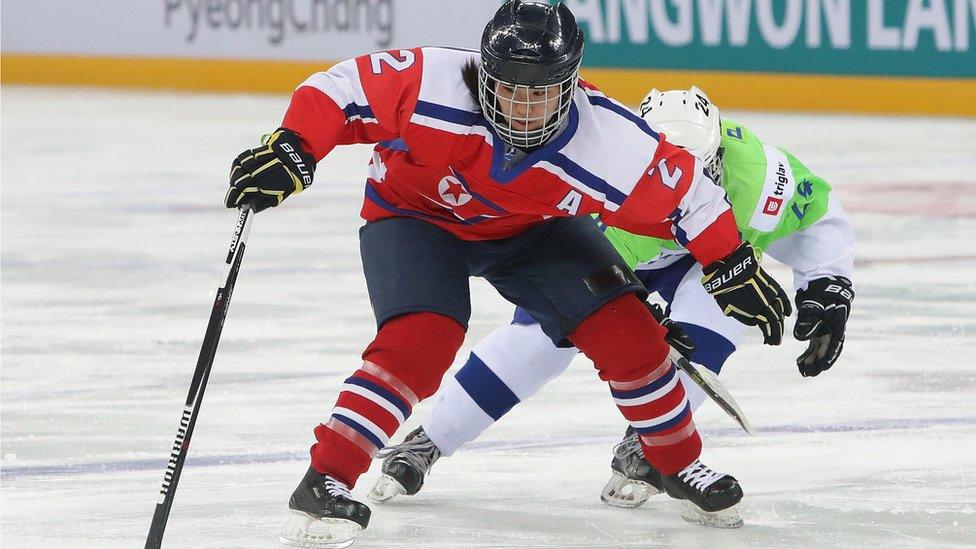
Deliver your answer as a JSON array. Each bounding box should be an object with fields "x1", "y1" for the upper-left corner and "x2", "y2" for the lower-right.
[{"x1": 370, "y1": 50, "x2": 416, "y2": 74}]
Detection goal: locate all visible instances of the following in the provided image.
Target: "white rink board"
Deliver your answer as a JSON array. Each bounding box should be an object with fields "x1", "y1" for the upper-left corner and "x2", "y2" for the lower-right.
[
  {"x1": 0, "y1": 0, "x2": 494, "y2": 60},
  {"x1": 1, "y1": 86, "x2": 976, "y2": 548}
]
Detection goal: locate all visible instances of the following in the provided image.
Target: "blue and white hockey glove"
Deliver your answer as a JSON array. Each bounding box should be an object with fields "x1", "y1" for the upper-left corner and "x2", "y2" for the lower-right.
[{"x1": 794, "y1": 276, "x2": 854, "y2": 377}]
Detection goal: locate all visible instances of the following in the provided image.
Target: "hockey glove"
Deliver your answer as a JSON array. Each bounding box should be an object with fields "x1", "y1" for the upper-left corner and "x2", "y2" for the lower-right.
[
  {"x1": 225, "y1": 128, "x2": 315, "y2": 213},
  {"x1": 702, "y1": 243, "x2": 792, "y2": 345},
  {"x1": 645, "y1": 302, "x2": 696, "y2": 360},
  {"x1": 793, "y1": 276, "x2": 854, "y2": 377}
]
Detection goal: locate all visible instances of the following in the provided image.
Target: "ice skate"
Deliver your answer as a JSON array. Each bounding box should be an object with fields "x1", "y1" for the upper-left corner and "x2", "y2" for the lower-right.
[
  {"x1": 661, "y1": 459, "x2": 744, "y2": 528},
  {"x1": 368, "y1": 427, "x2": 440, "y2": 503},
  {"x1": 279, "y1": 467, "x2": 371, "y2": 548},
  {"x1": 600, "y1": 427, "x2": 664, "y2": 508}
]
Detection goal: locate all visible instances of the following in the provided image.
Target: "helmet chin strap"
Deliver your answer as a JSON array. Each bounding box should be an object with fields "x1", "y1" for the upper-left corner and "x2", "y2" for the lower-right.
[{"x1": 505, "y1": 112, "x2": 569, "y2": 153}]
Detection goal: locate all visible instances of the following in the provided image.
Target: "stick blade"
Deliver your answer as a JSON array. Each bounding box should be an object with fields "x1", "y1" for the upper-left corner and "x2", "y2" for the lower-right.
[{"x1": 670, "y1": 349, "x2": 756, "y2": 435}]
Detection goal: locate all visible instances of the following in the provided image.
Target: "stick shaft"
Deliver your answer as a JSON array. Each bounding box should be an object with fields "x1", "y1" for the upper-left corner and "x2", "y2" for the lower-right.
[{"x1": 145, "y1": 207, "x2": 254, "y2": 549}]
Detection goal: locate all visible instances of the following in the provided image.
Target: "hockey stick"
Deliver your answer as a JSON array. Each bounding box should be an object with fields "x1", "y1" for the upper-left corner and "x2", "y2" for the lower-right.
[
  {"x1": 145, "y1": 206, "x2": 254, "y2": 549},
  {"x1": 669, "y1": 347, "x2": 755, "y2": 435}
]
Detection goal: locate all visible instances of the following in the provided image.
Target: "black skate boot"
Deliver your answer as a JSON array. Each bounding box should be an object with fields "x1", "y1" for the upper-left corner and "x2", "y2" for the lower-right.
[
  {"x1": 661, "y1": 459, "x2": 744, "y2": 528},
  {"x1": 368, "y1": 427, "x2": 441, "y2": 503},
  {"x1": 279, "y1": 466, "x2": 371, "y2": 549},
  {"x1": 600, "y1": 427, "x2": 664, "y2": 508}
]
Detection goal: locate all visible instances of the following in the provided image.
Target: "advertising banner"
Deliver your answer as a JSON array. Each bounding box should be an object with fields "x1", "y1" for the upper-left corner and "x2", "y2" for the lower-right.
[
  {"x1": 1, "y1": 0, "x2": 493, "y2": 60},
  {"x1": 2, "y1": 1, "x2": 974, "y2": 114},
  {"x1": 568, "y1": 0, "x2": 975, "y2": 77}
]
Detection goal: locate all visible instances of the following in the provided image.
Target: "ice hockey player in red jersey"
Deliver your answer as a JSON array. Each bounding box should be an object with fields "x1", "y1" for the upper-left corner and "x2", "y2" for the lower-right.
[{"x1": 225, "y1": 1, "x2": 790, "y2": 546}]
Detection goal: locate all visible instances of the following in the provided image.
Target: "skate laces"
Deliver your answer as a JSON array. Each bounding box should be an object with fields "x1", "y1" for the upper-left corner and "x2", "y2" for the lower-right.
[
  {"x1": 612, "y1": 431, "x2": 643, "y2": 460},
  {"x1": 320, "y1": 475, "x2": 352, "y2": 499},
  {"x1": 677, "y1": 460, "x2": 725, "y2": 492},
  {"x1": 377, "y1": 429, "x2": 441, "y2": 475}
]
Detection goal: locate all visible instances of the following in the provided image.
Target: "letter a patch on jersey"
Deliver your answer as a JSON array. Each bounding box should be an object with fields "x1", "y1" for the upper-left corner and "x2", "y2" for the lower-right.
[{"x1": 556, "y1": 190, "x2": 583, "y2": 215}]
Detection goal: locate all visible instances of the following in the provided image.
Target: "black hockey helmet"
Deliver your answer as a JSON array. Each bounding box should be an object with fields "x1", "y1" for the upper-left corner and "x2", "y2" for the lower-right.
[{"x1": 479, "y1": 1, "x2": 584, "y2": 149}]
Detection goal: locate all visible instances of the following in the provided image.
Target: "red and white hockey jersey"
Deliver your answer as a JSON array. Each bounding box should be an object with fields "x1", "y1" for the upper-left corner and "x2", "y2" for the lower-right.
[{"x1": 283, "y1": 47, "x2": 740, "y2": 266}]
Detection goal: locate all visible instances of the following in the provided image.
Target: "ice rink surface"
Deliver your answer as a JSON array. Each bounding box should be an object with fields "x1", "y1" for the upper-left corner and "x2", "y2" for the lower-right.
[{"x1": 2, "y1": 86, "x2": 975, "y2": 548}]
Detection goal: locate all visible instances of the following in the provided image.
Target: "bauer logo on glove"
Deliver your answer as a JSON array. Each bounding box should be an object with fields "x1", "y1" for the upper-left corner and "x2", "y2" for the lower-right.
[
  {"x1": 279, "y1": 142, "x2": 313, "y2": 187},
  {"x1": 225, "y1": 128, "x2": 316, "y2": 213},
  {"x1": 702, "y1": 254, "x2": 753, "y2": 293},
  {"x1": 701, "y1": 243, "x2": 792, "y2": 346},
  {"x1": 793, "y1": 276, "x2": 854, "y2": 377}
]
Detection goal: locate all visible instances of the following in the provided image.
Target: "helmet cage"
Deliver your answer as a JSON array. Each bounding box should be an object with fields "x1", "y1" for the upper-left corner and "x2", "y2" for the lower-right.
[
  {"x1": 706, "y1": 146, "x2": 725, "y2": 185},
  {"x1": 479, "y1": 61, "x2": 579, "y2": 150}
]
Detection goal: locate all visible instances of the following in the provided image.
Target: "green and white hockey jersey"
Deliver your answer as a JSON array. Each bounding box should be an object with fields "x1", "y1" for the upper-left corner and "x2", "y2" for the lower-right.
[{"x1": 604, "y1": 120, "x2": 854, "y2": 289}]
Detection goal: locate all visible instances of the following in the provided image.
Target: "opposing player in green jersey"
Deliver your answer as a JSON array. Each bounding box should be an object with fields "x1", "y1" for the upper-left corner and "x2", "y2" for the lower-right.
[{"x1": 369, "y1": 87, "x2": 855, "y2": 527}]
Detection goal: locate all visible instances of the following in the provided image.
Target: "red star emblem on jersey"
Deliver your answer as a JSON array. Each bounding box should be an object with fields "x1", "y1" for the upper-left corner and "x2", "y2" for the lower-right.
[{"x1": 438, "y1": 176, "x2": 472, "y2": 206}]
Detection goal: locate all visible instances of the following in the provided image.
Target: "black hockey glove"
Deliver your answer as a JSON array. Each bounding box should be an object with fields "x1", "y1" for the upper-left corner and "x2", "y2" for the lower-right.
[
  {"x1": 645, "y1": 302, "x2": 696, "y2": 360},
  {"x1": 225, "y1": 128, "x2": 315, "y2": 213},
  {"x1": 702, "y1": 243, "x2": 792, "y2": 345},
  {"x1": 793, "y1": 276, "x2": 854, "y2": 377}
]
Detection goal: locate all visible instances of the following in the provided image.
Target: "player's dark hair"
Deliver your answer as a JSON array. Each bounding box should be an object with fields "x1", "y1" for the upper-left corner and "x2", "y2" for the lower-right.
[{"x1": 461, "y1": 59, "x2": 480, "y2": 109}]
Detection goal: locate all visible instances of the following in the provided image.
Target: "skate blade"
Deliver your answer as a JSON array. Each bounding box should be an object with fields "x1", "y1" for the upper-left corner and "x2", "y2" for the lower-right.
[
  {"x1": 279, "y1": 511, "x2": 362, "y2": 549},
  {"x1": 367, "y1": 474, "x2": 406, "y2": 503},
  {"x1": 600, "y1": 472, "x2": 662, "y2": 509},
  {"x1": 678, "y1": 500, "x2": 744, "y2": 529}
]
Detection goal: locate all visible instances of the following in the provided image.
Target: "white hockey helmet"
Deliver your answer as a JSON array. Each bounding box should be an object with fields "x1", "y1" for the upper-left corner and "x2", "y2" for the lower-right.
[{"x1": 639, "y1": 86, "x2": 724, "y2": 183}]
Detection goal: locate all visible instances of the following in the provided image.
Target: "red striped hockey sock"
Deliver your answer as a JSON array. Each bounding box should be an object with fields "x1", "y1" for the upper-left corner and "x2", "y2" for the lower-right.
[
  {"x1": 608, "y1": 359, "x2": 701, "y2": 475},
  {"x1": 310, "y1": 312, "x2": 464, "y2": 487},
  {"x1": 569, "y1": 294, "x2": 701, "y2": 475}
]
